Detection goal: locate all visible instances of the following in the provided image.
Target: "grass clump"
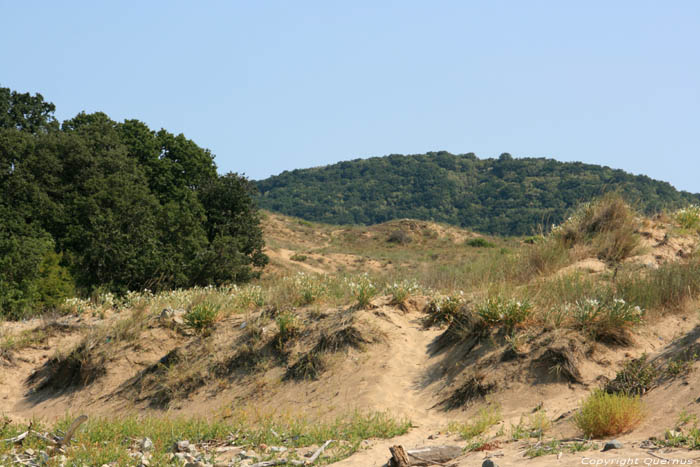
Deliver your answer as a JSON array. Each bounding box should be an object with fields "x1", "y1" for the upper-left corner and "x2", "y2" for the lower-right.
[
  {"x1": 570, "y1": 298, "x2": 643, "y2": 340},
  {"x1": 476, "y1": 297, "x2": 532, "y2": 332},
  {"x1": 346, "y1": 273, "x2": 379, "y2": 308},
  {"x1": 573, "y1": 389, "x2": 645, "y2": 438},
  {"x1": 385, "y1": 279, "x2": 422, "y2": 307},
  {"x1": 448, "y1": 403, "x2": 501, "y2": 440},
  {"x1": 184, "y1": 302, "x2": 220, "y2": 334},
  {"x1": 424, "y1": 292, "x2": 466, "y2": 327},
  {"x1": 290, "y1": 253, "x2": 308, "y2": 262}
]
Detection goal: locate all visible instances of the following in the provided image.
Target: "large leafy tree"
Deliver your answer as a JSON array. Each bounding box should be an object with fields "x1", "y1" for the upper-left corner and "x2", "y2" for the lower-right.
[{"x1": 0, "y1": 86, "x2": 268, "y2": 318}]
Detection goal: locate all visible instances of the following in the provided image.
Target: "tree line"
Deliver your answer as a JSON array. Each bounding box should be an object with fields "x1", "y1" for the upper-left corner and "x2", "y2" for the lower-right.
[
  {"x1": 0, "y1": 87, "x2": 267, "y2": 319},
  {"x1": 256, "y1": 151, "x2": 700, "y2": 235}
]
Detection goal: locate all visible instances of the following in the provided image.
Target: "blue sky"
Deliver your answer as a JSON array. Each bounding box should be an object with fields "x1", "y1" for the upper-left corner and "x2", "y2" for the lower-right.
[{"x1": 2, "y1": 1, "x2": 699, "y2": 191}]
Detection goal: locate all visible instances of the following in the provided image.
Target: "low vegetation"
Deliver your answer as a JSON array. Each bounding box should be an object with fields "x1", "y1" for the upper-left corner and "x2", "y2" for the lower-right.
[
  {"x1": 0, "y1": 410, "x2": 411, "y2": 465},
  {"x1": 573, "y1": 390, "x2": 645, "y2": 438}
]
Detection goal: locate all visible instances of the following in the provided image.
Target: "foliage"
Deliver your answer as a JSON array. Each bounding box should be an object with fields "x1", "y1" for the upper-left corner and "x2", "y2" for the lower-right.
[
  {"x1": 256, "y1": 151, "x2": 700, "y2": 236},
  {"x1": 604, "y1": 354, "x2": 659, "y2": 396},
  {"x1": 184, "y1": 302, "x2": 221, "y2": 334},
  {"x1": 448, "y1": 404, "x2": 501, "y2": 440},
  {"x1": 0, "y1": 411, "x2": 411, "y2": 465},
  {"x1": 0, "y1": 86, "x2": 268, "y2": 318},
  {"x1": 424, "y1": 292, "x2": 466, "y2": 326},
  {"x1": 673, "y1": 205, "x2": 700, "y2": 230},
  {"x1": 346, "y1": 273, "x2": 379, "y2": 308},
  {"x1": 570, "y1": 298, "x2": 644, "y2": 338},
  {"x1": 551, "y1": 194, "x2": 640, "y2": 263},
  {"x1": 466, "y1": 237, "x2": 495, "y2": 248},
  {"x1": 573, "y1": 390, "x2": 645, "y2": 438},
  {"x1": 476, "y1": 297, "x2": 532, "y2": 332},
  {"x1": 385, "y1": 279, "x2": 422, "y2": 306}
]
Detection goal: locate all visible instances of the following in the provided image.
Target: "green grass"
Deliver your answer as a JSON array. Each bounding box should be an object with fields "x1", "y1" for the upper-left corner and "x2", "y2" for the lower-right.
[{"x1": 448, "y1": 404, "x2": 501, "y2": 440}]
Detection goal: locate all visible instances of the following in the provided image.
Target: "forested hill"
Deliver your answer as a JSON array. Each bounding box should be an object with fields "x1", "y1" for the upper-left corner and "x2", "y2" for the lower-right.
[{"x1": 256, "y1": 152, "x2": 700, "y2": 236}]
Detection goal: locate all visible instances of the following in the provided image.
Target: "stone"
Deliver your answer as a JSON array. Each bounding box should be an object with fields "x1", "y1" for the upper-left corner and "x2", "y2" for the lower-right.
[
  {"x1": 269, "y1": 446, "x2": 287, "y2": 453},
  {"x1": 141, "y1": 437, "x2": 154, "y2": 451},
  {"x1": 175, "y1": 440, "x2": 191, "y2": 452},
  {"x1": 602, "y1": 440, "x2": 623, "y2": 451},
  {"x1": 482, "y1": 460, "x2": 498, "y2": 467}
]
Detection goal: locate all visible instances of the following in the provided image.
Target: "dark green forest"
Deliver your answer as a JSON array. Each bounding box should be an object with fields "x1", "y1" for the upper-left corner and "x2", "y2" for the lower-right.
[
  {"x1": 256, "y1": 152, "x2": 700, "y2": 235},
  {"x1": 0, "y1": 87, "x2": 267, "y2": 319}
]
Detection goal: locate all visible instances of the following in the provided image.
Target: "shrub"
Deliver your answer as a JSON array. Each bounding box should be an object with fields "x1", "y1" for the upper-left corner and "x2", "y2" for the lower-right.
[
  {"x1": 573, "y1": 390, "x2": 645, "y2": 438},
  {"x1": 387, "y1": 230, "x2": 411, "y2": 244},
  {"x1": 466, "y1": 238, "x2": 495, "y2": 248},
  {"x1": 476, "y1": 297, "x2": 532, "y2": 332},
  {"x1": 673, "y1": 205, "x2": 700, "y2": 230},
  {"x1": 552, "y1": 194, "x2": 640, "y2": 263},
  {"x1": 184, "y1": 302, "x2": 220, "y2": 334},
  {"x1": 290, "y1": 253, "x2": 308, "y2": 262},
  {"x1": 236, "y1": 285, "x2": 265, "y2": 309}
]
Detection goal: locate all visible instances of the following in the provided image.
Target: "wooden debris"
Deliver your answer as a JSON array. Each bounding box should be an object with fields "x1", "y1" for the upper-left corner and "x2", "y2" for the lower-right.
[
  {"x1": 389, "y1": 445, "x2": 463, "y2": 466},
  {"x1": 389, "y1": 445, "x2": 410, "y2": 466},
  {"x1": 306, "y1": 439, "x2": 333, "y2": 464}
]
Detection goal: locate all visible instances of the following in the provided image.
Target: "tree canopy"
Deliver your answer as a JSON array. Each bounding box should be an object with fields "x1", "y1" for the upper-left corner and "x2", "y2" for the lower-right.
[
  {"x1": 0, "y1": 86, "x2": 267, "y2": 319},
  {"x1": 256, "y1": 151, "x2": 700, "y2": 235}
]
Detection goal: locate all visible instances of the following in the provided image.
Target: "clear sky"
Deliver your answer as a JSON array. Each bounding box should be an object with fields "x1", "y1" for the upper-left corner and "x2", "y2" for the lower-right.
[{"x1": 2, "y1": 1, "x2": 699, "y2": 191}]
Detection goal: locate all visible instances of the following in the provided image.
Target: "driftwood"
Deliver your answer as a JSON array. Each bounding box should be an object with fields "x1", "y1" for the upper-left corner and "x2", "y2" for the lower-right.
[
  {"x1": 250, "y1": 460, "x2": 304, "y2": 467},
  {"x1": 389, "y1": 445, "x2": 462, "y2": 466},
  {"x1": 307, "y1": 439, "x2": 333, "y2": 464},
  {"x1": 389, "y1": 445, "x2": 411, "y2": 466},
  {"x1": 1, "y1": 415, "x2": 87, "y2": 448}
]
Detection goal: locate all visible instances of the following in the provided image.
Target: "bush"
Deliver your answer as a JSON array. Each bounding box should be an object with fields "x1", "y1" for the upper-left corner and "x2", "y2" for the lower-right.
[
  {"x1": 573, "y1": 390, "x2": 645, "y2": 438},
  {"x1": 552, "y1": 194, "x2": 640, "y2": 263},
  {"x1": 673, "y1": 205, "x2": 700, "y2": 230},
  {"x1": 184, "y1": 302, "x2": 220, "y2": 334},
  {"x1": 290, "y1": 253, "x2": 308, "y2": 262},
  {"x1": 387, "y1": 230, "x2": 411, "y2": 244},
  {"x1": 466, "y1": 238, "x2": 495, "y2": 248}
]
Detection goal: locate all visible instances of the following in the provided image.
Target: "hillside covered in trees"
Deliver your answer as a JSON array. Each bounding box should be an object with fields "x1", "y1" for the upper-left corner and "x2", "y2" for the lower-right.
[
  {"x1": 0, "y1": 87, "x2": 267, "y2": 319},
  {"x1": 256, "y1": 152, "x2": 700, "y2": 235}
]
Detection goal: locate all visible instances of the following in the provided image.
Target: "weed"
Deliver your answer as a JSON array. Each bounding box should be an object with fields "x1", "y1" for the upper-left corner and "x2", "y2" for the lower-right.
[{"x1": 573, "y1": 389, "x2": 645, "y2": 438}]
